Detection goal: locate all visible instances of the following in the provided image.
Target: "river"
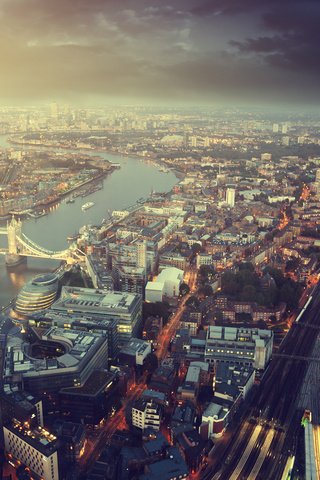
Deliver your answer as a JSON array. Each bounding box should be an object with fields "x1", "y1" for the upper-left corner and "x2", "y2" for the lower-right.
[{"x1": 0, "y1": 135, "x2": 177, "y2": 306}]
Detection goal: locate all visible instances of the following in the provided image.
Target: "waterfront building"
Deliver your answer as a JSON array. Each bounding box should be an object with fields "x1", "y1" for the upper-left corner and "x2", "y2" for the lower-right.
[
  {"x1": 14, "y1": 273, "x2": 60, "y2": 316},
  {"x1": 85, "y1": 254, "x2": 114, "y2": 291}
]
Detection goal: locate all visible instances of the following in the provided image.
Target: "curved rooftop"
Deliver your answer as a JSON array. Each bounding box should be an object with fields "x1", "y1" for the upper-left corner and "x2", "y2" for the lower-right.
[
  {"x1": 15, "y1": 273, "x2": 60, "y2": 316},
  {"x1": 32, "y1": 273, "x2": 59, "y2": 286}
]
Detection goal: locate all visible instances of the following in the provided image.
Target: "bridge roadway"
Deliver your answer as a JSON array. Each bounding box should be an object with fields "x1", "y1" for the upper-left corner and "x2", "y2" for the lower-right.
[
  {"x1": 0, "y1": 226, "x2": 84, "y2": 262},
  {"x1": 203, "y1": 283, "x2": 320, "y2": 480}
]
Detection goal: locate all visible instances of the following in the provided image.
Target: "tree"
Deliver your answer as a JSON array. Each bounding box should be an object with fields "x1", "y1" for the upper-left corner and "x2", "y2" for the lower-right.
[
  {"x1": 144, "y1": 352, "x2": 158, "y2": 374},
  {"x1": 186, "y1": 295, "x2": 200, "y2": 308},
  {"x1": 285, "y1": 258, "x2": 300, "y2": 272},
  {"x1": 179, "y1": 282, "x2": 190, "y2": 296},
  {"x1": 191, "y1": 242, "x2": 202, "y2": 254},
  {"x1": 143, "y1": 301, "x2": 171, "y2": 324},
  {"x1": 199, "y1": 264, "x2": 215, "y2": 278},
  {"x1": 263, "y1": 267, "x2": 285, "y2": 288},
  {"x1": 240, "y1": 285, "x2": 257, "y2": 302},
  {"x1": 238, "y1": 262, "x2": 255, "y2": 272},
  {"x1": 279, "y1": 282, "x2": 298, "y2": 309},
  {"x1": 198, "y1": 284, "x2": 213, "y2": 297}
]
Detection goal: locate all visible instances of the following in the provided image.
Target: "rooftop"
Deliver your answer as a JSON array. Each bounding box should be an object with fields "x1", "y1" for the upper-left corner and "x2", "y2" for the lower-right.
[
  {"x1": 60, "y1": 370, "x2": 116, "y2": 397},
  {"x1": 120, "y1": 338, "x2": 150, "y2": 357},
  {"x1": 140, "y1": 447, "x2": 188, "y2": 480},
  {"x1": 6, "y1": 419, "x2": 58, "y2": 457},
  {"x1": 203, "y1": 402, "x2": 229, "y2": 420},
  {"x1": 207, "y1": 326, "x2": 273, "y2": 344},
  {"x1": 52, "y1": 286, "x2": 141, "y2": 314},
  {"x1": 7, "y1": 326, "x2": 106, "y2": 377}
]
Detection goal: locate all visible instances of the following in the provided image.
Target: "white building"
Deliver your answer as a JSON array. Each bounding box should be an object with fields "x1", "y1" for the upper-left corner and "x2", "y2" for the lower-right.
[
  {"x1": 268, "y1": 195, "x2": 295, "y2": 204},
  {"x1": 196, "y1": 253, "x2": 213, "y2": 269},
  {"x1": 226, "y1": 188, "x2": 235, "y2": 208},
  {"x1": 145, "y1": 267, "x2": 184, "y2": 302},
  {"x1": 4, "y1": 420, "x2": 59, "y2": 480},
  {"x1": 145, "y1": 282, "x2": 164, "y2": 303},
  {"x1": 132, "y1": 400, "x2": 161, "y2": 431},
  {"x1": 201, "y1": 403, "x2": 229, "y2": 438}
]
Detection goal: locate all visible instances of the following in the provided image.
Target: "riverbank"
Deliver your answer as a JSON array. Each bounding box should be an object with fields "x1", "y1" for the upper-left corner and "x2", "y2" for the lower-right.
[
  {"x1": 8, "y1": 134, "x2": 184, "y2": 180},
  {"x1": 0, "y1": 134, "x2": 178, "y2": 306},
  {"x1": 0, "y1": 169, "x2": 115, "y2": 223}
]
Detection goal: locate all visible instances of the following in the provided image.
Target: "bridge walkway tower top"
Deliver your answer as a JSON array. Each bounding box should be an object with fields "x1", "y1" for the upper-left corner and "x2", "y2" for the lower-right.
[{"x1": 7, "y1": 217, "x2": 22, "y2": 255}]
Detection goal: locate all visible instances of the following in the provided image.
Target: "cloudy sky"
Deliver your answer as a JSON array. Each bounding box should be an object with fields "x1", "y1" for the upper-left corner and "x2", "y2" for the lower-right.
[{"x1": 0, "y1": 0, "x2": 319, "y2": 106}]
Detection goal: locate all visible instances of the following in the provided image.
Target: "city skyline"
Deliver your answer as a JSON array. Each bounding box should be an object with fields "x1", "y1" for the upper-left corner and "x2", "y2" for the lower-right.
[
  {"x1": 0, "y1": 0, "x2": 319, "y2": 106},
  {"x1": 0, "y1": 1, "x2": 320, "y2": 477}
]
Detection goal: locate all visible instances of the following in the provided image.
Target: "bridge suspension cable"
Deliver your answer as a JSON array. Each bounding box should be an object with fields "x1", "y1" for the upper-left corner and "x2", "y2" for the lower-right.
[
  {"x1": 17, "y1": 234, "x2": 70, "y2": 259},
  {"x1": 20, "y1": 233, "x2": 69, "y2": 256}
]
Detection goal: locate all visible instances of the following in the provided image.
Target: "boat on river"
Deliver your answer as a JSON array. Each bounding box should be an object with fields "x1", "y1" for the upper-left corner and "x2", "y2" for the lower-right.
[{"x1": 81, "y1": 202, "x2": 95, "y2": 211}]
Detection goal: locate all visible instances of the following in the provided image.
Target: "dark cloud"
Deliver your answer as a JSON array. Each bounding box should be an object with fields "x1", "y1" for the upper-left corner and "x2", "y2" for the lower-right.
[
  {"x1": 231, "y1": 3, "x2": 320, "y2": 76},
  {"x1": 191, "y1": 0, "x2": 279, "y2": 16},
  {"x1": 190, "y1": 0, "x2": 318, "y2": 16},
  {"x1": 0, "y1": 0, "x2": 319, "y2": 105}
]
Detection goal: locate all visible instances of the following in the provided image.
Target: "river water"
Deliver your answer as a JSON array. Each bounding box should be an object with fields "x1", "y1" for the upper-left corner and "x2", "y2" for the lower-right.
[{"x1": 0, "y1": 135, "x2": 177, "y2": 306}]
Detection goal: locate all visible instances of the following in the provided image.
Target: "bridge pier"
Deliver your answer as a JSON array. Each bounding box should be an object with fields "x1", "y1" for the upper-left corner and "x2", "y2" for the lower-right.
[{"x1": 5, "y1": 253, "x2": 27, "y2": 268}]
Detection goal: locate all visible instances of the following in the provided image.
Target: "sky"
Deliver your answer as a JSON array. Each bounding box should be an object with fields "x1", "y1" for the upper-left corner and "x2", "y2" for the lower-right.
[{"x1": 0, "y1": 0, "x2": 319, "y2": 106}]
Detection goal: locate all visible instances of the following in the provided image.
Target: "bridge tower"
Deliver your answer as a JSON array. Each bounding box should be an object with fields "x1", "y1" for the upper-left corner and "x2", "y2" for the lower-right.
[{"x1": 6, "y1": 216, "x2": 26, "y2": 267}]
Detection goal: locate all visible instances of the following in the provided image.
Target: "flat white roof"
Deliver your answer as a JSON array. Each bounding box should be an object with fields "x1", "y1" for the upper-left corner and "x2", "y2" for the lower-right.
[
  {"x1": 158, "y1": 267, "x2": 184, "y2": 282},
  {"x1": 145, "y1": 281, "x2": 164, "y2": 292}
]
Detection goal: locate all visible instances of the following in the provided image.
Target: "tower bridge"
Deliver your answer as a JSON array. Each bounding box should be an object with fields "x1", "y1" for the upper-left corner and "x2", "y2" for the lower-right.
[{"x1": 0, "y1": 217, "x2": 85, "y2": 266}]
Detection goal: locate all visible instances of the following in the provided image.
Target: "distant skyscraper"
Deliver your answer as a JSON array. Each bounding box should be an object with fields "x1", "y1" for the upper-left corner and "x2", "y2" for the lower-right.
[
  {"x1": 272, "y1": 123, "x2": 279, "y2": 133},
  {"x1": 226, "y1": 188, "x2": 235, "y2": 208},
  {"x1": 204, "y1": 137, "x2": 211, "y2": 147},
  {"x1": 315, "y1": 168, "x2": 320, "y2": 195},
  {"x1": 261, "y1": 152, "x2": 272, "y2": 162},
  {"x1": 50, "y1": 102, "x2": 59, "y2": 119},
  {"x1": 190, "y1": 136, "x2": 197, "y2": 148}
]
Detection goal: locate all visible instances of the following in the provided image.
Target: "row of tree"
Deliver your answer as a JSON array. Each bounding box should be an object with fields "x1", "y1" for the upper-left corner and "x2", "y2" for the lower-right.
[{"x1": 221, "y1": 263, "x2": 302, "y2": 309}]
